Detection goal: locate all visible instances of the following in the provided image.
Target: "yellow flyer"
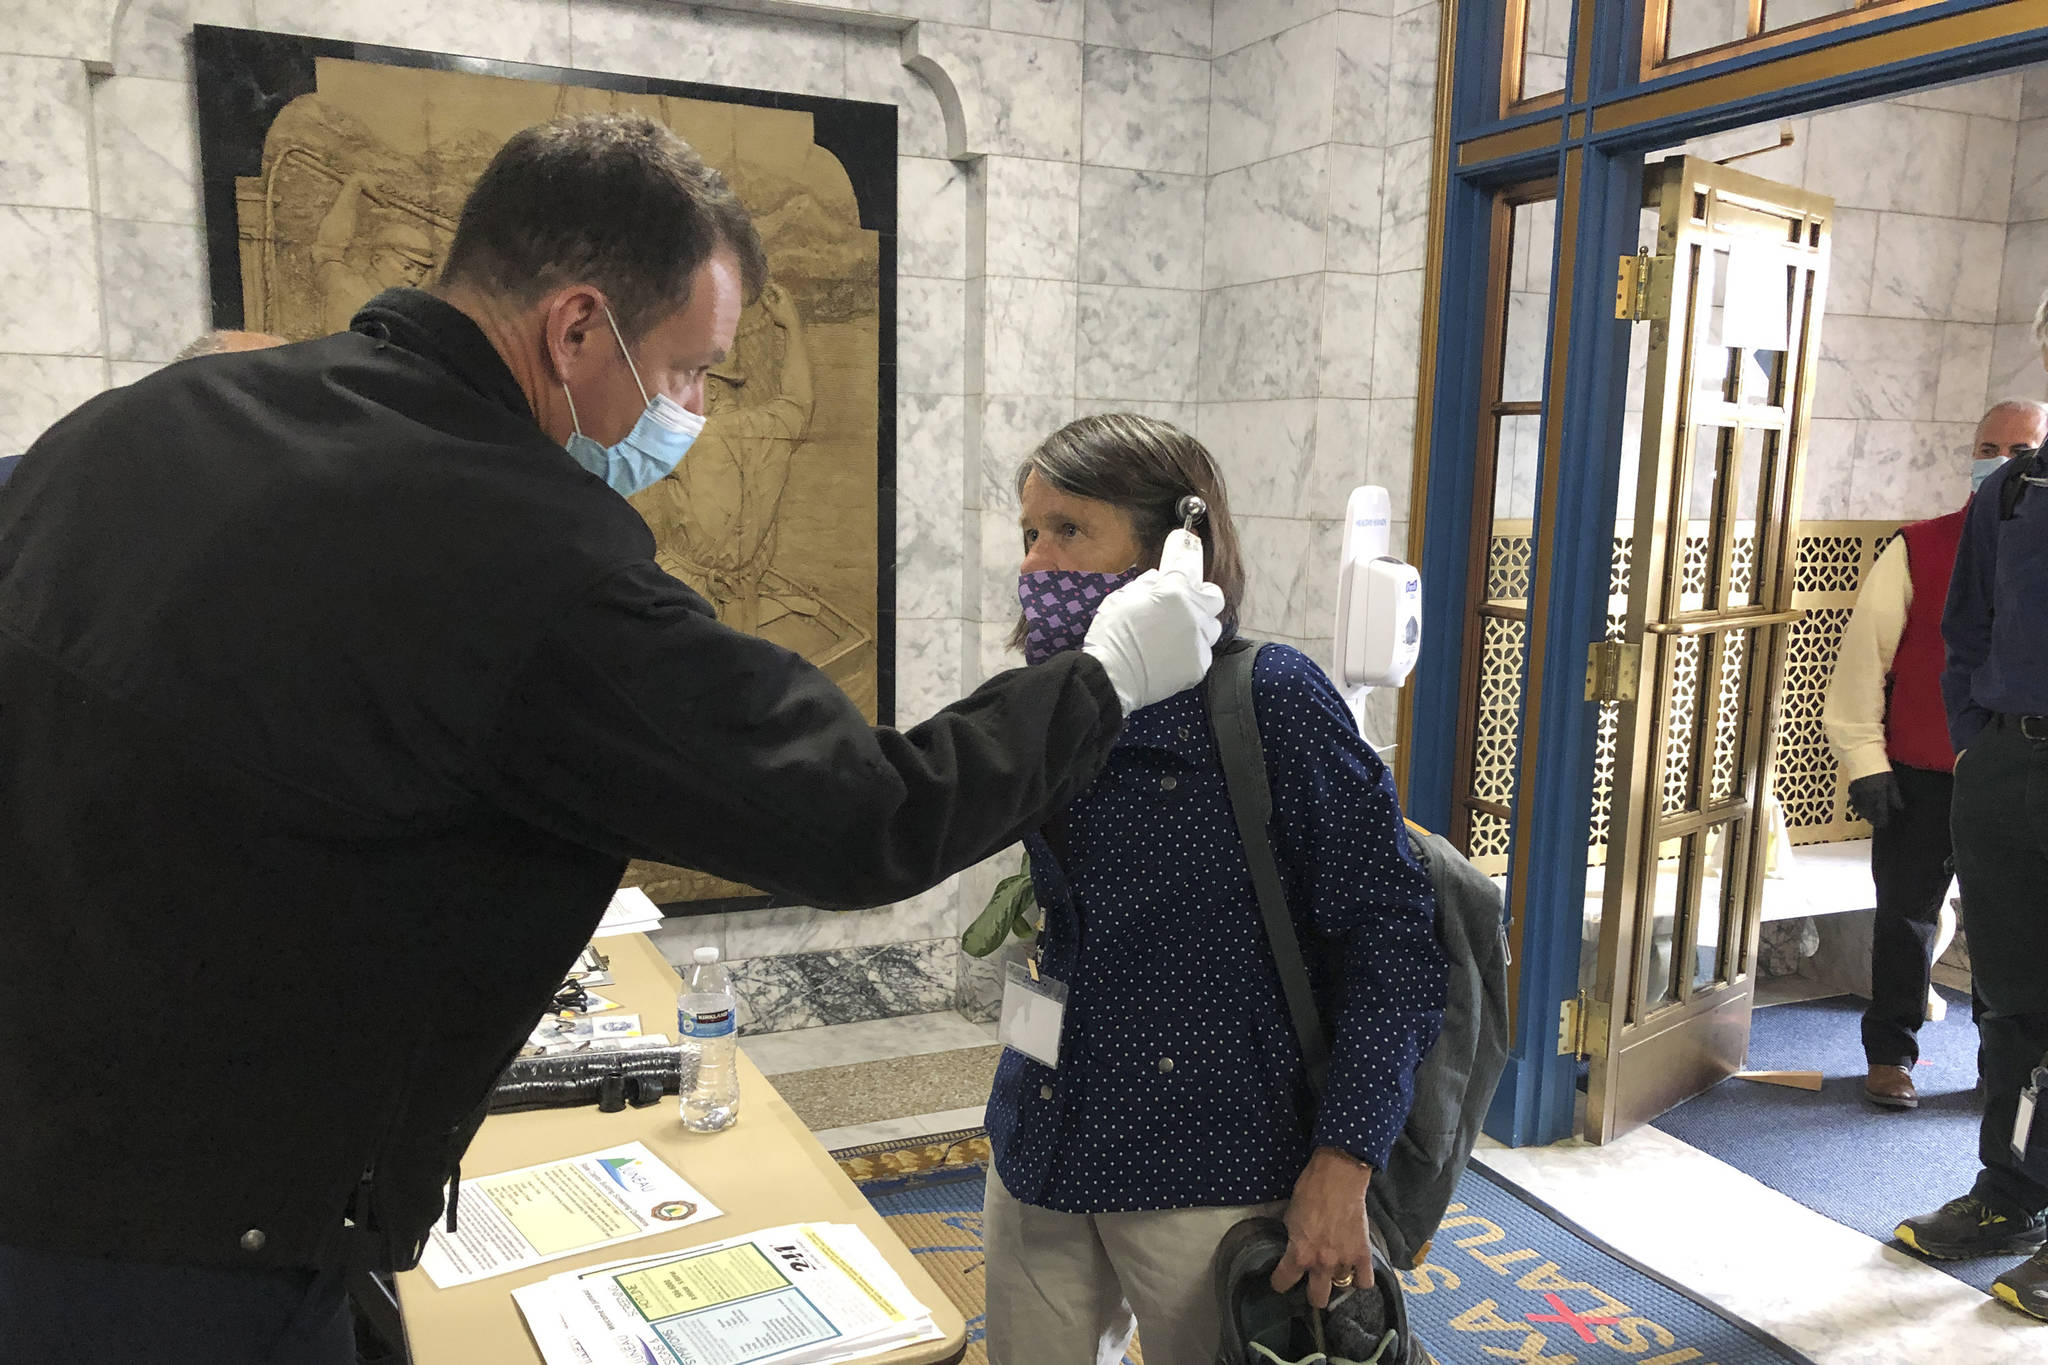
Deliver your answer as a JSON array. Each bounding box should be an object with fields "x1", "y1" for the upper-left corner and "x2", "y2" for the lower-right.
[{"x1": 417, "y1": 1141, "x2": 721, "y2": 1288}]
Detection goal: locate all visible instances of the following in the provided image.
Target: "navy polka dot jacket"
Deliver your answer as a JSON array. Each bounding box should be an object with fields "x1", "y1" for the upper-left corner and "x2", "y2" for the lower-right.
[{"x1": 988, "y1": 644, "x2": 1448, "y2": 1213}]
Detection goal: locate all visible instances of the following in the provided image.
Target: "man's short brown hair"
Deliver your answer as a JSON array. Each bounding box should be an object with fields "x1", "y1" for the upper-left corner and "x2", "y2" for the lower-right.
[
  {"x1": 170, "y1": 330, "x2": 286, "y2": 363},
  {"x1": 439, "y1": 114, "x2": 767, "y2": 341}
]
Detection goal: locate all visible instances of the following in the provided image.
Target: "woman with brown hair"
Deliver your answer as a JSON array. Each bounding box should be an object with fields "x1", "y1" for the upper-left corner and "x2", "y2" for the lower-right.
[{"x1": 981, "y1": 413, "x2": 1446, "y2": 1365}]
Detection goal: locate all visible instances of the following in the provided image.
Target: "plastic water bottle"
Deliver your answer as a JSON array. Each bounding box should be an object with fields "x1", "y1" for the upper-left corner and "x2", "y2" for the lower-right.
[{"x1": 679, "y1": 946, "x2": 740, "y2": 1131}]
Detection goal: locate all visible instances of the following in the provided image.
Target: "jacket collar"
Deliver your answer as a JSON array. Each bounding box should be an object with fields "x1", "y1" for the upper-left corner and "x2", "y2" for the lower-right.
[
  {"x1": 1114, "y1": 685, "x2": 1212, "y2": 760},
  {"x1": 1115, "y1": 628, "x2": 1243, "y2": 758},
  {"x1": 350, "y1": 288, "x2": 535, "y2": 424}
]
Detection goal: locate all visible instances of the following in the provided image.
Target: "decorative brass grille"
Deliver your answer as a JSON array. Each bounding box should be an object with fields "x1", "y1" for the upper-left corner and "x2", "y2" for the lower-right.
[
  {"x1": 1487, "y1": 535, "x2": 1535, "y2": 601},
  {"x1": 1662, "y1": 633, "x2": 1705, "y2": 816},
  {"x1": 1468, "y1": 613, "x2": 1529, "y2": 862},
  {"x1": 1793, "y1": 534, "x2": 1866, "y2": 594},
  {"x1": 1472, "y1": 520, "x2": 1901, "y2": 866}
]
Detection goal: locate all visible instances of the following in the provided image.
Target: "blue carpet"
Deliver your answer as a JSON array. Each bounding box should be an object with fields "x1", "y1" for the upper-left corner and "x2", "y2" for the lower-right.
[
  {"x1": 1654, "y1": 987, "x2": 1999, "y2": 1293},
  {"x1": 844, "y1": 1135, "x2": 1811, "y2": 1365}
]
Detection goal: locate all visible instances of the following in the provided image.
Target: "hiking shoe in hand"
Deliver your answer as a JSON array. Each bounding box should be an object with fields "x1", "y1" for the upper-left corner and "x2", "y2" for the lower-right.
[
  {"x1": 1215, "y1": 1217, "x2": 1323, "y2": 1365},
  {"x1": 1896, "y1": 1196, "x2": 2048, "y2": 1259},
  {"x1": 1213, "y1": 1218, "x2": 1410, "y2": 1365},
  {"x1": 1993, "y1": 1244, "x2": 2048, "y2": 1321}
]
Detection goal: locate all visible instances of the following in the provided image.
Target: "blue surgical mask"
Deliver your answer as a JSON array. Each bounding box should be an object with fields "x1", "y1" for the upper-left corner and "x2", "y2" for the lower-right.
[
  {"x1": 561, "y1": 306, "x2": 706, "y2": 497},
  {"x1": 1972, "y1": 457, "x2": 2004, "y2": 493}
]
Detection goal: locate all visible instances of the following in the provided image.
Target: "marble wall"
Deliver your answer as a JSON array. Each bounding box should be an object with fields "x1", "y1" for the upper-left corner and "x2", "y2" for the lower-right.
[
  {"x1": 1795, "y1": 76, "x2": 2040, "y2": 522},
  {"x1": 1195, "y1": 0, "x2": 1442, "y2": 752},
  {"x1": 1994, "y1": 70, "x2": 2048, "y2": 409}
]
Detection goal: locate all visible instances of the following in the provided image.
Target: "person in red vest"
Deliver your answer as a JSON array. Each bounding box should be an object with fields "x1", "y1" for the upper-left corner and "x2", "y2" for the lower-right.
[{"x1": 1823, "y1": 398, "x2": 2048, "y2": 1111}]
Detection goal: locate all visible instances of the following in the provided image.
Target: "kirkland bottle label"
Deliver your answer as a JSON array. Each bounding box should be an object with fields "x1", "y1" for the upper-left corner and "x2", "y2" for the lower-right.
[{"x1": 681, "y1": 1007, "x2": 736, "y2": 1039}]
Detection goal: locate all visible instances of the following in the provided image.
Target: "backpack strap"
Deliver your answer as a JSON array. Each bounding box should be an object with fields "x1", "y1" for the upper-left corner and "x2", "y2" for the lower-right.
[{"x1": 1203, "y1": 638, "x2": 1332, "y2": 1098}]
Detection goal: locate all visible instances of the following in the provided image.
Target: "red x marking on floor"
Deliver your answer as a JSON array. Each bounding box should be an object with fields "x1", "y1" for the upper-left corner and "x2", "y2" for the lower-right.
[{"x1": 1525, "y1": 1292, "x2": 1621, "y2": 1343}]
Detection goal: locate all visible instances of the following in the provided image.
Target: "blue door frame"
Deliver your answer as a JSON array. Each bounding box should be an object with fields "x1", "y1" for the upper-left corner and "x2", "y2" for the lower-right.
[{"x1": 1407, "y1": 0, "x2": 2048, "y2": 1147}]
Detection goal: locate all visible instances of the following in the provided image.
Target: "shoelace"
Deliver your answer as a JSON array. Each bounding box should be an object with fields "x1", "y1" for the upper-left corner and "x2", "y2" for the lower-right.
[
  {"x1": 1934, "y1": 1195, "x2": 2048, "y2": 1236},
  {"x1": 1941, "y1": 1196, "x2": 2012, "y2": 1228},
  {"x1": 1248, "y1": 1346, "x2": 1322, "y2": 1365},
  {"x1": 1247, "y1": 1330, "x2": 1400, "y2": 1365}
]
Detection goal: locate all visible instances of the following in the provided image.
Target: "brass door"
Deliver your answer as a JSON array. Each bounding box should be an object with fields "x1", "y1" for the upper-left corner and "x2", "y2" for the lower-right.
[{"x1": 1582, "y1": 155, "x2": 1831, "y2": 1142}]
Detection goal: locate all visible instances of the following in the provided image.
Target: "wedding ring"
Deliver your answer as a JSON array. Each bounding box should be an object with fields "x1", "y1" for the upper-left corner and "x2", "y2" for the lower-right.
[{"x1": 1331, "y1": 1270, "x2": 1356, "y2": 1288}]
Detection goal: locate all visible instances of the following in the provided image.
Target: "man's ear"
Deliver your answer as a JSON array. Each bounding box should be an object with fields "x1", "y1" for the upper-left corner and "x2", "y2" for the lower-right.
[{"x1": 540, "y1": 287, "x2": 608, "y2": 383}]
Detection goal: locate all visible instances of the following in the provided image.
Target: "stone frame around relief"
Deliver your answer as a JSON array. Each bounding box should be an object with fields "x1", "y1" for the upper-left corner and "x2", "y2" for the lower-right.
[{"x1": 189, "y1": 23, "x2": 899, "y2": 916}]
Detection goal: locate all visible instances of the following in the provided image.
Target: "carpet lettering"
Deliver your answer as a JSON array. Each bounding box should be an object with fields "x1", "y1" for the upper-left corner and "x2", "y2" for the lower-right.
[{"x1": 1403, "y1": 1204, "x2": 1722, "y2": 1365}]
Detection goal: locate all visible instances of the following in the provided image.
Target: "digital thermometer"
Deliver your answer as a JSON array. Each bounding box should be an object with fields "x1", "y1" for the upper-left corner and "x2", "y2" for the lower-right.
[{"x1": 1160, "y1": 494, "x2": 1207, "y2": 580}]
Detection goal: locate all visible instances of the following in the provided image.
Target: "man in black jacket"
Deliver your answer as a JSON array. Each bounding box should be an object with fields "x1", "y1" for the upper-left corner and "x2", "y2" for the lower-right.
[{"x1": 0, "y1": 115, "x2": 1222, "y2": 1363}]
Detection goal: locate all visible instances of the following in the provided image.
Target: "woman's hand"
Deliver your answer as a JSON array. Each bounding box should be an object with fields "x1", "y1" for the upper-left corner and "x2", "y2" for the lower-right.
[{"x1": 1270, "y1": 1147, "x2": 1375, "y2": 1309}]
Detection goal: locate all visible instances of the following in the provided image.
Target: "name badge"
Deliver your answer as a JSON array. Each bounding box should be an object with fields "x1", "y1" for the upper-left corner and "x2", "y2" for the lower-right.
[
  {"x1": 999, "y1": 960, "x2": 1066, "y2": 1069},
  {"x1": 2015, "y1": 1080, "x2": 2041, "y2": 1163}
]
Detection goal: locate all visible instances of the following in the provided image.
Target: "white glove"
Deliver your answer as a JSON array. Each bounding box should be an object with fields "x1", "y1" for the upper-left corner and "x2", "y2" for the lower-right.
[{"x1": 1081, "y1": 568, "x2": 1227, "y2": 716}]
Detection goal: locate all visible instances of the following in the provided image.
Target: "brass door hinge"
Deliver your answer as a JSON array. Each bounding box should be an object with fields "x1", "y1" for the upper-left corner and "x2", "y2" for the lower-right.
[
  {"x1": 1558, "y1": 991, "x2": 1611, "y2": 1058},
  {"x1": 1614, "y1": 249, "x2": 1674, "y2": 322},
  {"x1": 1585, "y1": 640, "x2": 1640, "y2": 703}
]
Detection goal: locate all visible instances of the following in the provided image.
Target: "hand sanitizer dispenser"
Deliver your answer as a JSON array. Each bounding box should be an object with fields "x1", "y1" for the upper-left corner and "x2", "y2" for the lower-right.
[{"x1": 1332, "y1": 486, "x2": 1422, "y2": 742}]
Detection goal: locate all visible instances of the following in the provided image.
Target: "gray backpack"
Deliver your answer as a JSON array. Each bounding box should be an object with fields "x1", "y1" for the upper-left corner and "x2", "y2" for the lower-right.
[{"x1": 1203, "y1": 638, "x2": 1510, "y2": 1270}]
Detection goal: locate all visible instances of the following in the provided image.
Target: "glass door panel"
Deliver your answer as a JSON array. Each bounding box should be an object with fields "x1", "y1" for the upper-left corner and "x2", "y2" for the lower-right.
[
  {"x1": 1662, "y1": 1, "x2": 1749, "y2": 63},
  {"x1": 1452, "y1": 188, "x2": 1557, "y2": 883},
  {"x1": 1643, "y1": 1, "x2": 1948, "y2": 79},
  {"x1": 1449, "y1": 185, "x2": 1559, "y2": 1037},
  {"x1": 1695, "y1": 816, "x2": 1749, "y2": 990},
  {"x1": 1766, "y1": 0, "x2": 1857, "y2": 27},
  {"x1": 1641, "y1": 833, "x2": 1690, "y2": 1016},
  {"x1": 1505, "y1": 0, "x2": 1571, "y2": 111}
]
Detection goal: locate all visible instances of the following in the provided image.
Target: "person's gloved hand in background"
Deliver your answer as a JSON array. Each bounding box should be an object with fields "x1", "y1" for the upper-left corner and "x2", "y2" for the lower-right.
[{"x1": 1849, "y1": 770, "x2": 1905, "y2": 830}]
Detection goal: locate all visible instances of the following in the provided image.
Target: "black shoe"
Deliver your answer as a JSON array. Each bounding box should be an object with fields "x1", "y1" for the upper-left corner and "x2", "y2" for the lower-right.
[
  {"x1": 1214, "y1": 1217, "x2": 1319, "y2": 1365},
  {"x1": 1993, "y1": 1244, "x2": 2048, "y2": 1321},
  {"x1": 1896, "y1": 1196, "x2": 2048, "y2": 1260}
]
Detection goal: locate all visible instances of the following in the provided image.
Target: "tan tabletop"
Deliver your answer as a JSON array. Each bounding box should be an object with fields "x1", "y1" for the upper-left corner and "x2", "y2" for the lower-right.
[{"x1": 395, "y1": 932, "x2": 968, "y2": 1364}]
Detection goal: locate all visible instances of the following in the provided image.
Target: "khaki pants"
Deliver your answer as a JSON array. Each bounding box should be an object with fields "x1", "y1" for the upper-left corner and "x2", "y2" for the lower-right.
[{"x1": 983, "y1": 1166, "x2": 1285, "y2": 1365}]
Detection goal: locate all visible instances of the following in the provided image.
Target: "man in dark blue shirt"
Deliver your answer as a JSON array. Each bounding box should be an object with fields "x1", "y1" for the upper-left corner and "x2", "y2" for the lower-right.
[{"x1": 1894, "y1": 352, "x2": 2048, "y2": 1319}]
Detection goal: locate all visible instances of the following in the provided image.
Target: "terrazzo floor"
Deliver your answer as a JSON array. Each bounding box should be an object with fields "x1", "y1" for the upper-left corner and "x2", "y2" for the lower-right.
[
  {"x1": 770, "y1": 1045, "x2": 1002, "y2": 1132},
  {"x1": 741, "y1": 1010, "x2": 998, "y2": 1151}
]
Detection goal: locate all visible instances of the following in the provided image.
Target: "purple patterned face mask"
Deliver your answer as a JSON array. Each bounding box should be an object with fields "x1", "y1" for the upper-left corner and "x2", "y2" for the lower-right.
[{"x1": 1018, "y1": 567, "x2": 1140, "y2": 665}]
